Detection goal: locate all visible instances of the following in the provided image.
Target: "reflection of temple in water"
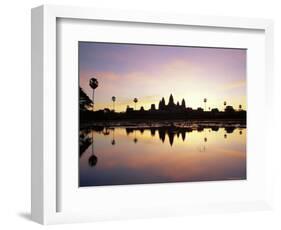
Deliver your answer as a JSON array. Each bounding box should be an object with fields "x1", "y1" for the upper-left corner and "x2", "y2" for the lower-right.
[
  {"x1": 80, "y1": 125, "x2": 242, "y2": 151},
  {"x1": 157, "y1": 127, "x2": 190, "y2": 146},
  {"x1": 150, "y1": 128, "x2": 156, "y2": 136},
  {"x1": 79, "y1": 125, "x2": 245, "y2": 172}
]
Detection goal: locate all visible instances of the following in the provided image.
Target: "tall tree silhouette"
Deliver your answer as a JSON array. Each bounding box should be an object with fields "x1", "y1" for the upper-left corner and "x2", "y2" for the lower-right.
[
  {"x1": 112, "y1": 96, "x2": 116, "y2": 111},
  {"x1": 224, "y1": 101, "x2": 227, "y2": 111},
  {"x1": 89, "y1": 78, "x2": 98, "y2": 111},
  {"x1": 133, "y1": 98, "x2": 138, "y2": 110},
  {"x1": 204, "y1": 98, "x2": 207, "y2": 111}
]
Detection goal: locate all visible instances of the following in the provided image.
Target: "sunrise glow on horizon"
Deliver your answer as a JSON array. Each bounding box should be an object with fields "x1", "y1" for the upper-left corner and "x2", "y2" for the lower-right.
[{"x1": 79, "y1": 42, "x2": 246, "y2": 112}]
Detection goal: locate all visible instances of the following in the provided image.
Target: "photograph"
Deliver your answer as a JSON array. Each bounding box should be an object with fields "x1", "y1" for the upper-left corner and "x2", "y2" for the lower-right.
[{"x1": 78, "y1": 42, "x2": 247, "y2": 187}]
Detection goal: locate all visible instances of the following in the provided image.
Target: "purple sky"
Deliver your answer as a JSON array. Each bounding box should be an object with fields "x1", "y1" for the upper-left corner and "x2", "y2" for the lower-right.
[{"x1": 79, "y1": 42, "x2": 246, "y2": 112}]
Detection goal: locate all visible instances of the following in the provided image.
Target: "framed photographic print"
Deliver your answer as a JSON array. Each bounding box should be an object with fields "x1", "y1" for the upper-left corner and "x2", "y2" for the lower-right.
[
  {"x1": 31, "y1": 5, "x2": 274, "y2": 224},
  {"x1": 78, "y1": 42, "x2": 247, "y2": 187}
]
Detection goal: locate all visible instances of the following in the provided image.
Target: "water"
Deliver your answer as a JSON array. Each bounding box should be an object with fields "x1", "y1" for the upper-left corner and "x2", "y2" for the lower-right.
[{"x1": 79, "y1": 124, "x2": 246, "y2": 187}]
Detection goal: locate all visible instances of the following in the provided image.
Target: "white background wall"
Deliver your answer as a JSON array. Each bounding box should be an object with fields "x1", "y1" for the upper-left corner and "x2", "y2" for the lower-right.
[{"x1": 0, "y1": 0, "x2": 280, "y2": 229}]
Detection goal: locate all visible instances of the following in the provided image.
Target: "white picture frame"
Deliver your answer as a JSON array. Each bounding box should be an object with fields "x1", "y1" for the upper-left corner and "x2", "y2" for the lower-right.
[{"x1": 31, "y1": 5, "x2": 274, "y2": 225}]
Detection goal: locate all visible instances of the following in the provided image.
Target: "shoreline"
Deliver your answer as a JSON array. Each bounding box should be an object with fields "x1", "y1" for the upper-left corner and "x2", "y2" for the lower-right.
[{"x1": 80, "y1": 119, "x2": 246, "y2": 130}]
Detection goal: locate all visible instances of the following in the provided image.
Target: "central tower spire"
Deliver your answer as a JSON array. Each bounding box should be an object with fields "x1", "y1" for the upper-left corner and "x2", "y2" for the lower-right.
[{"x1": 168, "y1": 94, "x2": 175, "y2": 107}]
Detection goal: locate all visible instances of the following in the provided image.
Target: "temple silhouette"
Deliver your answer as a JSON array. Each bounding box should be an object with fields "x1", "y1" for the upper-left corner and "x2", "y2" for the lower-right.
[{"x1": 79, "y1": 88, "x2": 246, "y2": 123}]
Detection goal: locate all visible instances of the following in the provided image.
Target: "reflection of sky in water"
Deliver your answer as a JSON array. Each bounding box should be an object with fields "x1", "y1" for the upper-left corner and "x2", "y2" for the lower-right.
[{"x1": 79, "y1": 127, "x2": 246, "y2": 187}]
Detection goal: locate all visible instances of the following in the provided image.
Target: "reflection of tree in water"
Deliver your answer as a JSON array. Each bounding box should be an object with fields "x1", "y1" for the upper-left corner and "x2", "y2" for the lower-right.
[
  {"x1": 198, "y1": 137, "x2": 208, "y2": 152},
  {"x1": 88, "y1": 130, "x2": 98, "y2": 167},
  {"x1": 91, "y1": 126, "x2": 104, "y2": 133},
  {"x1": 210, "y1": 126, "x2": 219, "y2": 132},
  {"x1": 102, "y1": 128, "x2": 110, "y2": 136},
  {"x1": 88, "y1": 154, "x2": 98, "y2": 167},
  {"x1": 79, "y1": 129, "x2": 98, "y2": 167},
  {"x1": 225, "y1": 126, "x2": 235, "y2": 134},
  {"x1": 111, "y1": 128, "x2": 116, "y2": 145},
  {"x1": 223, "y1": 126, "x2": 237, "y2": 139},
  {"x1": 140, "y1": 128, "x2": 144, "y2": 134},
  {"x1": 79, "y1": 129, "x2": 92, "y2": 157},
  {"x1": 124, "y1": 127, "x2": 138, "y2": 143},
  {"x1": 133, "y1": 130, "x2": 138, "y2": 143},
  {"x1": 126, "y1": 128, "x2": 134, "y2": 135},
  {"x1": 197, "y1": 126, "x2": 204, "y2": 132}
]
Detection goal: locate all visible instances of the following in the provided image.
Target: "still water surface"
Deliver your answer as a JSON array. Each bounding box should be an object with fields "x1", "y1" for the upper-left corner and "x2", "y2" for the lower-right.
[{"x1": 79, "y1": 125, "x2": 246, "y2": 187}]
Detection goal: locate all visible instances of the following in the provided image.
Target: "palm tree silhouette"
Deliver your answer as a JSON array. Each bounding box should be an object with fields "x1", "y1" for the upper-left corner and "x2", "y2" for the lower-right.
[
  {"x1": 239, "y1": 104, "x2": 242, "y2": 111},
  {"x1": 224, "y1": 101, "x2": 227, "y2": 111},
  {"x1": 204, "y1": 98, "x2": 207, "y2": 111},
  {"x1": 89, "y1": 78, "x2": 99, "y2": 111},
  {"x1": 133, "y1": 98, "x2": 138, "y2": 110},
  {"x1": 112, "y1": 96, "x2": 116, "y2": 111}
]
